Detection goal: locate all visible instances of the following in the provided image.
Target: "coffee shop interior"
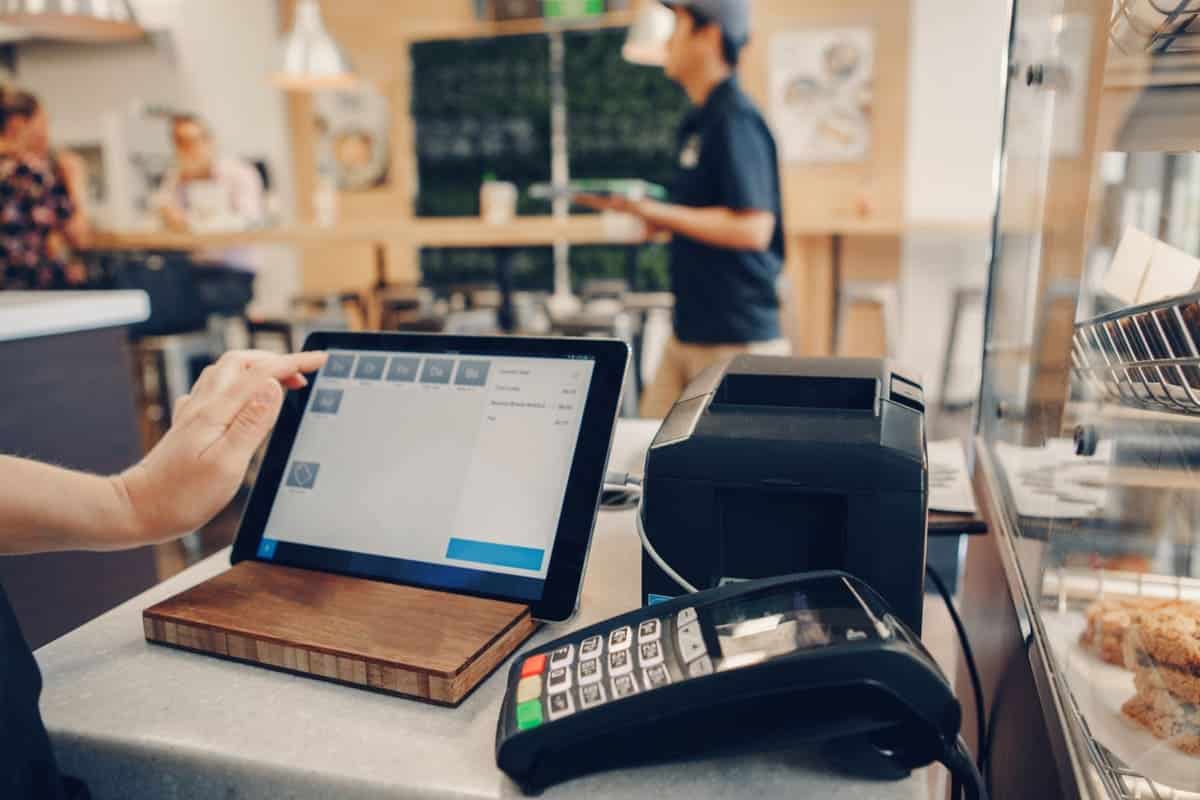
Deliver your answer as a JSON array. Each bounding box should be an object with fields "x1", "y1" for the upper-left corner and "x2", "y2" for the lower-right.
[{"x1": 4, "y1": 0, "x2": 1200, "y2": 798}]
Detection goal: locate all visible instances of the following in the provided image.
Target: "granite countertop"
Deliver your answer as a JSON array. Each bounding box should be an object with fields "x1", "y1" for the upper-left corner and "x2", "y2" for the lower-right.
[{"x1": 0, "y1": 291, "x2": 149, "y2": 343}]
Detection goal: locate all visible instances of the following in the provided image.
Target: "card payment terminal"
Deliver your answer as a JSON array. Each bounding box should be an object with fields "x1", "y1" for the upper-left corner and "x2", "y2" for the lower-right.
[{"x1": 496, "y1": 571, "x2": 984, "y2": 798}]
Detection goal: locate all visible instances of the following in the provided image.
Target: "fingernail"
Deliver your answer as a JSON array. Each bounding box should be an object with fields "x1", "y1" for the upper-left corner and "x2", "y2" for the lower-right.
[{"x1": 298, "y1": 375, "x2": 309, "y2": 387}]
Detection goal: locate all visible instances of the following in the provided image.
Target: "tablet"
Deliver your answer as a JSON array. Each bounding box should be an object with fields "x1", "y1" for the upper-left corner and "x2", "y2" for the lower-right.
[{"x1": 232, "y1": 332, "x2": 628, "y2": 621}]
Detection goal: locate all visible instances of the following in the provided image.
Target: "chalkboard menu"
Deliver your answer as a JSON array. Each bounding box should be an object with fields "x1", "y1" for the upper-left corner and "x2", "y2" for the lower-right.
[
  {"x1": 411, "y1": 34, "x2": 552, "y2": 218},
  {"x1": 565, "y1": 28, "x2": 686, "y2": 291},
  {"x1": 411, "y1": 28, "x2": 688, "y2": 293},
  {"x1": 564, "y1": 28, "x2": 688, "y2": 187}
]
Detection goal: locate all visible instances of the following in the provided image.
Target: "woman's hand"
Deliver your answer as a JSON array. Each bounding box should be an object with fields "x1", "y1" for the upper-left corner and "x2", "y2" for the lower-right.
[
  {"x1": 0, "y1": 350, "x2": 327, "y2": 555},
  {"x1": 116, "y1": 350, "x2": 327, "y2": 544}
]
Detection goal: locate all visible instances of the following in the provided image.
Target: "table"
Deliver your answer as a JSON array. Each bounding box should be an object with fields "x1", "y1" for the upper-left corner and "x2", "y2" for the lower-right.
[
  {"x1": 0, "y1": 289, "x2": 148, "y2": 343},
  {"x1": 89, "y1": 216, "x2": 648, "y2": 331},
  {"x1": 36, "y1": 420, "x2": 933, "y2": 799},
  {"x1": 90, "y1": 215, "x2": 649, "y2": 334}
]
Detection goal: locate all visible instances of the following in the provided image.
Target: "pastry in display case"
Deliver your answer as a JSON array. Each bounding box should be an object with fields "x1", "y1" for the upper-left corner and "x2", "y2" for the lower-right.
[{"x1": 968, "y1": 0, "x2": 1200, "y2": 798}]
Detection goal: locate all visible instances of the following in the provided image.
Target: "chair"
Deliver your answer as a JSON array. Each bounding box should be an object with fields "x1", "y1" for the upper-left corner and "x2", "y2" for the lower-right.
[
  {"x1": 835, "y1": 279, "x2": 902, "y2": 359},
  {"x1": 550, "y1": 305, "x2": 638, "y2": 417},
  {"x1": 938, "y1": 287, "x2": 986, "y2": 412}
]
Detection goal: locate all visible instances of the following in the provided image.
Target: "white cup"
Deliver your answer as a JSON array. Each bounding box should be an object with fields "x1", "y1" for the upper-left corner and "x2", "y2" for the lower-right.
[{"x1": 480, "y1": 180, "x2": 518, "y2": 225}]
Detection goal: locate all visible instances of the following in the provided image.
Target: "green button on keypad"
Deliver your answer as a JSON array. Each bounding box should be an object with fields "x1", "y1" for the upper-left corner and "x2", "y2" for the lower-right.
[{"x1": 516, "y1": 699, "x2": 543, "y2": 730}]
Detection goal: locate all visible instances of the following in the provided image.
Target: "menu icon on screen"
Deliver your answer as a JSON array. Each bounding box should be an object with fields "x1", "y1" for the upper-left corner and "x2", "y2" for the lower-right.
[
  {"x1": 286, "y1": 461, "x2": 320, "y2": 489},
  {"x1": 354, "y1": 356, "x2": 387, "y2": 380},
  {"x1": 421, "y1": 358, "x2": 455, "y2": 384},
  {"x1": 324, "y1": 353, "x2": 355, "y2": 378},
  {"x1": 455, "y1": 360, "x2": 491, "y2": 387},
  {"x1": 312, "y1": 388, "x2": 343, "y2": 414},
  {"x1": 387, "y1": 357, "x2": 420, "y2": 382}
]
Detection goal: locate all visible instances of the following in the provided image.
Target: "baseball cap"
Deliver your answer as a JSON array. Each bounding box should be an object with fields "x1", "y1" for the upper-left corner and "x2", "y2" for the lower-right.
[{"x1": 660, "y1": 0, "x2": 751, "y2": 46}]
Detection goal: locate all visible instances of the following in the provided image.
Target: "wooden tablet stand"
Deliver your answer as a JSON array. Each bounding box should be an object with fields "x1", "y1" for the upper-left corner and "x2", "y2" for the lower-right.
[{"x1": 143, "y1": 561, "x2": 539, "y2": 706}]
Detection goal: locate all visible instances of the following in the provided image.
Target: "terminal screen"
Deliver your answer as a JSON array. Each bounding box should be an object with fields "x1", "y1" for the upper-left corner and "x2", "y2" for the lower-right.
[{"x1": 257, "y1": 349, "x2": 596, "y2": 601}]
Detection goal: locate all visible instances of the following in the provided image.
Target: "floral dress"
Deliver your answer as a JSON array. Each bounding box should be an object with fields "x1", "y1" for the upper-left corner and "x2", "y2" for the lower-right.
[{"x1": 0, "y1": 153, "x2": 75, "y2": 290}]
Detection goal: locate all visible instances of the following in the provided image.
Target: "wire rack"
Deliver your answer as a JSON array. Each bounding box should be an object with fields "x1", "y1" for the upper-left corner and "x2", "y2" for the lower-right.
[
  {"x1": 1093, "y1": 742, "x2": 1200, "y2": 800},
  {"x1": 1110, "y1": 0, "x2": 1200, "y2": 55},
  {"x1": 1045, "y1": 567, "x2": 1200, "y2": 609},
  {"x1": 1070, "y1": 291, "x2": 1200, "y2": 416}
]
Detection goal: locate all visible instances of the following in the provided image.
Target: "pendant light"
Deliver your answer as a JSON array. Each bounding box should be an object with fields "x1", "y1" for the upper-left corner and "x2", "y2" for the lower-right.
[
  {"x1": 621, "y1": 2, "x2": 674, "y2": 66},
  {"x1": 0, "y1": 0, "x2": 142, "y2": 42},
  {"x1": 272, "y1": 0, "x2": 356, "y2": 92}
]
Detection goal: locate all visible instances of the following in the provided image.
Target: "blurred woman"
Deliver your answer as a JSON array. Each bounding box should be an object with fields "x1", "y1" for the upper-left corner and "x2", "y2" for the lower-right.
[{"x1": 0, "y1": 88, "x2": 91, "y2": 290}]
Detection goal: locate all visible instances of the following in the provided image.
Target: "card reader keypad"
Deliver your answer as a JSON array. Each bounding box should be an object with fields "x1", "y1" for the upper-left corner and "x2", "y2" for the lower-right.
[
  {"x1": 510, "y1": 607, "x2": 709, "y2": 732},
  {"x1": 676, "y1": 622, "x2": 707, "y2": 663},
  {"x1": 580, "y1": 635, "x2": 602, "y2": 659}
]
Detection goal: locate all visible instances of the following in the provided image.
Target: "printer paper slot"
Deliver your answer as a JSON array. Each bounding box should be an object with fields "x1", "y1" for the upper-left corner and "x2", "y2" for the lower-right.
[{"x1": 713, "y1": 375, "x2": 877, "y2": 412}]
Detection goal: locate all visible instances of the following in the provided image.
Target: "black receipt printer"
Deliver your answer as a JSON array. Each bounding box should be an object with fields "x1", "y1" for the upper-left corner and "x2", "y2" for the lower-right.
[{"x1": 641, "y1": 356, "x2": 928, "y2": 633}]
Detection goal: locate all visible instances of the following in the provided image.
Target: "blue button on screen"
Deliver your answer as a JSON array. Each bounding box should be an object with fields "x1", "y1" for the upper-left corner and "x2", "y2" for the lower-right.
[{"x1": 445, "y1": 538, "x2": 544, "y2": 572}]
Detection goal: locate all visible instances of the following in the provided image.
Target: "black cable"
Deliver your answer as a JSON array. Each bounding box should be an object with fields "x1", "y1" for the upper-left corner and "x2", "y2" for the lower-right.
[
  {"x1": 925, "y1": 564, "x2": 986, "y2": 773},
  {"x1": 942, "y1": 735, "x2": 988, "y2": 800}
]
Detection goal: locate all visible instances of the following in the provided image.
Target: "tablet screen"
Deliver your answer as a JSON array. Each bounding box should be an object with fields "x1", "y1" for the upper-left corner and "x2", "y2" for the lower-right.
[{"x1": 255, "y1": 348, "x2": 596, "y2": 602}]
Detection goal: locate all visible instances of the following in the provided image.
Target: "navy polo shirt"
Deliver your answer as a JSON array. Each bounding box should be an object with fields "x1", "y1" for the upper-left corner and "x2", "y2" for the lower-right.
[{"x1": 668, "y1": 77, "x2": 784, "y2": 344}]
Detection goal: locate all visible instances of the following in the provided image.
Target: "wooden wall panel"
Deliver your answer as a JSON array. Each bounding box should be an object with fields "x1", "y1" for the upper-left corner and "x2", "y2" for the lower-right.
[
  {"x1": 748, "y1": 0, "x2": 909, "y2": 356},
  {"x1": 742, "y1": 0, "x2": 909, "y2": 231},
  {"x1": 785, "y1": 234, "x2": 836, "y2": 355},
  {"x1": 298, "y1": 243, "x2": 379, "y2": 295}
]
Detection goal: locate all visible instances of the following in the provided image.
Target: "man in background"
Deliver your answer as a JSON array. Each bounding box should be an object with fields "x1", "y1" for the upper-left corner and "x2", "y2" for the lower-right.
[
  {"x1": 578, "y1": 0, "x2": 787, "y2": 418},
  {"x1": 157, "y1": 113, "x2": 265, "y2": 235},
  {"x1": 155, "y1": 113, "x2": 266, "y2": 309}
]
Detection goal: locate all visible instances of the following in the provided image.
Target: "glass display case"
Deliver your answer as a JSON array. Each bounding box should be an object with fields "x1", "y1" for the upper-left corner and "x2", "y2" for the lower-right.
[{"x1": 972, "y1": 0, "x2": 1200, "y2": 798}]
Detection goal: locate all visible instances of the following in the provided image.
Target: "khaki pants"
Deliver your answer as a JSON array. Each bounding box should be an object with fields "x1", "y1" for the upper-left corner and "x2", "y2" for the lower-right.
[{"x1": 640, "y1": 337, "x2": 792, "y2": 419}]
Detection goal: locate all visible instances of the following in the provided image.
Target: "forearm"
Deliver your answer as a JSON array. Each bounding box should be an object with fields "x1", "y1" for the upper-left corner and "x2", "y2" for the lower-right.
[
  {"x1": 639, "y1": 200, "x2": 774, "y2": 252},
  {"x1": 0, "y1": 456, "x2": 140, "y2": 554}
]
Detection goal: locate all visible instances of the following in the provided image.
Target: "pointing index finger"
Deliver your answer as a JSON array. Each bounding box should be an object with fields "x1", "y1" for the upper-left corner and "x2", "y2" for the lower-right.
[{"x1": 257, "y1": 351, "x2": 328, "y2": 381}]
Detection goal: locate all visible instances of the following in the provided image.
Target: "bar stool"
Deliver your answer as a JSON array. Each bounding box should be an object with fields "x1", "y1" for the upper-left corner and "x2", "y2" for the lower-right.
[
  {"x1": 580, "y1": 278, "x2": 629, "y2": 302},
  {"x1": 550, "y1": 308, "x2": 638, "y2": 417},
  {"x1": 834, "y1": 279, "x2": 902, "y2": 359},
  {"x1": 938, "y1": 287, "x2": 986, "y2": 412}
]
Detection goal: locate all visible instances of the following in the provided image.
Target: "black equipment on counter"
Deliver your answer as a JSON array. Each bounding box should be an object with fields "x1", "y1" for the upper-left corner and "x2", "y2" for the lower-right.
[
  {"x1": 101, "y1": 252, "x2": 254, "y2": 337},
  {"x1": 495, "y1": 571, "x2": 985, "y2": 799},
  {"x1": 640, "y1": 357, "x2": 929, "y2": 633}
]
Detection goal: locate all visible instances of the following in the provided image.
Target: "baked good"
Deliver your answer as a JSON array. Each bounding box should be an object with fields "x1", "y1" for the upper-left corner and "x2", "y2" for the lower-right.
[
  {"x1": 1079, "y1": 596, "x2": 1184, "y2": 667},
  {"x1": 1124, "y1": 607, "x2": 1200, "y2": 705},
  {"x1": 1120, "y1": 602, "x2": 1200, "y2": 755},
  {"x1": 1121, "y1": 691, "x2": 1200, "y2": 756}
]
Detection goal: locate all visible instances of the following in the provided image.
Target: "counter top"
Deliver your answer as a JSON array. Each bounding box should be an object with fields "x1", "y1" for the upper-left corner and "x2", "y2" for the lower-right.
[
  {"x1": 35, "y1": 421, "x2": 934, "y2": 799},
  {"x1": 0, "y1": 290, "x2": 149, "y2": 343},
  {"x1": 88, "y1": 216, "x2": 990, "y2": 253},
  {"x1": 88, "y1": 215, "x2": 647, "y2": 251}
]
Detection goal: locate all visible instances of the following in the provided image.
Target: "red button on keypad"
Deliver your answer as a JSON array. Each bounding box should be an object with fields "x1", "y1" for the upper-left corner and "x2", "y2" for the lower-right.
[{"x1": 520, "y1": 654, "x2": 547, "y2": 678}]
